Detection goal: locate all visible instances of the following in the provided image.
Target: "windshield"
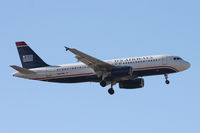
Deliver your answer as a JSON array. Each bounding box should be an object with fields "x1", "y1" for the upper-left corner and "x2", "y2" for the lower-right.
[{"x1": 173, "y1": 57, "x2": 182, "y2": 60}]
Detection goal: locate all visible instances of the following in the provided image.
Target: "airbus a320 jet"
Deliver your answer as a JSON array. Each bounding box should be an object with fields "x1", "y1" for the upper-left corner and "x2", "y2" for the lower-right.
[{"x1": 11, "y1": 41, "x2": 190, "y2": 95}]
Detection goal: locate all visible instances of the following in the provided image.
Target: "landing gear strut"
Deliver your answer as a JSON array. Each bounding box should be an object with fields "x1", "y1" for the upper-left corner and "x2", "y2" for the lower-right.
[
  {"x1": 100, "y1": 79, "x2": 115, "y2": 95},
  {"x1": 164, "y1": 74, "x2": 170, "y2": 84},
  {"x1": 108, "y1": 84, "x2": 115, "y2": 95}
]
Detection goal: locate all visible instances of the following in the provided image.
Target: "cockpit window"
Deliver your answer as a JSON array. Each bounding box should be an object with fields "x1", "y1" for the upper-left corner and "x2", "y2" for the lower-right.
[{"x1": 174, "y1": 57, "x2": 182, "y2": 60}]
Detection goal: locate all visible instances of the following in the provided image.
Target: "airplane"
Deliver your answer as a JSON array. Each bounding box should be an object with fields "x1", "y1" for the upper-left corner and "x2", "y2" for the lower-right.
[{"x1": 11, "y1": 41, "x2": 190, "y2": 95}]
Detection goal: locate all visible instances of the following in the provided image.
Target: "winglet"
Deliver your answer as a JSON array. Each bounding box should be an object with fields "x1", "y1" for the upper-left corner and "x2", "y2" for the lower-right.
[{"x1": 64, "y1": 46, "x2": 70, "y2": 51}]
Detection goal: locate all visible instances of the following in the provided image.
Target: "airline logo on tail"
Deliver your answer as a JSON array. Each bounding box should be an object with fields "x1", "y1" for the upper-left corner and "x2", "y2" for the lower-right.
[
  {"x1": 15, "y1": 41, "x2": 49, "y2": 69},
  {"x1": 23, "y1": 55, "x2": 33, "y2": 62}
]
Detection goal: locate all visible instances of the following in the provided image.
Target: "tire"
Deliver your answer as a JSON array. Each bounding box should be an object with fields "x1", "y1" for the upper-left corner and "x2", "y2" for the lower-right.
[
  {"x1": 165, "y1": 80, "x2": 170, "y2": 84},
  {"x1": 108, "y1": 88, "x2": 114, "y2": 95},
  {"x1": 100, "y1": 80, "x2": 106, "y2": 87}
]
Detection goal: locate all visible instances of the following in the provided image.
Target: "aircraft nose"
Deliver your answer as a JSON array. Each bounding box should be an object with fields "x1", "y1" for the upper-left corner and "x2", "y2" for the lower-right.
[{"x1": 184, "y1": 61, "x2": 191, "y2": 70}]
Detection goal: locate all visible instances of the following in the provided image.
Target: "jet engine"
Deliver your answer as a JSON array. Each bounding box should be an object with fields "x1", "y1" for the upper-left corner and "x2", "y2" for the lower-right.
[{"x1": 119, "y1": 78, "x2": 144, "y2": 89}]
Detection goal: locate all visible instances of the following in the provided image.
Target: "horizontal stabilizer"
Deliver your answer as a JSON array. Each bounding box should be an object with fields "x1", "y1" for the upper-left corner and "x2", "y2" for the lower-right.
[{"x1": 10, "y1": 65, "x2": 36, "y2": 74}]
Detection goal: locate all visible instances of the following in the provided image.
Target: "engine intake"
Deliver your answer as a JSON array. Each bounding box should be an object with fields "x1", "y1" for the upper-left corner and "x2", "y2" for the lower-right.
[{"x1": 119, "y1": 78, "x2": 144, "y2": 89}]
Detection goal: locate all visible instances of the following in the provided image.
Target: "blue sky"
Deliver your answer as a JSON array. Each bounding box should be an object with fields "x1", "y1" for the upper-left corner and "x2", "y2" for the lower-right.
[{"x1": 0, "y1": 0, "x2": 200, "y2": 132}]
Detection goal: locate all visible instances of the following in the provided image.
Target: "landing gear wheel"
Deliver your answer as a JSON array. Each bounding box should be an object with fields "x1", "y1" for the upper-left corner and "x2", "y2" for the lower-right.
[
  {"x1": 108, "y1": 88, "x2": 114, "y2": 95},
  {"x1": 100, "y1": 80, "x2": 106, "y2": 87},
  {"x1": 164, "y1": 74, "x2": 170, "y2": 85},
  {"x1": 165, "y1": 80, "x2": 170, "y2": 84}
]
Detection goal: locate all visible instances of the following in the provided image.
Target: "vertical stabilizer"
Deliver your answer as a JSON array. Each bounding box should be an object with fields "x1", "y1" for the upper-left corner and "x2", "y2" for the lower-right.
[{"x1": 16, "y1": 41, "x2": 49, "y2": 69}]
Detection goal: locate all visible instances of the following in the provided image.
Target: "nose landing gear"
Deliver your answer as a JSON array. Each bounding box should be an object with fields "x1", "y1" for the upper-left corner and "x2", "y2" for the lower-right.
[
  {"x1": 165, "y1": 80, "x2": 170, "y2": 84},
  {"x1": 164, "y1": 74, "x2": 170, "y2": 84}
]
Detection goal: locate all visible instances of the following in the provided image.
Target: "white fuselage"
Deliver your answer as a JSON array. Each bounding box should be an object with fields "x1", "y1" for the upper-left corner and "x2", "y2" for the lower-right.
[{"x1": 13, "y1": 54, "x2": 190, "y2": 83}]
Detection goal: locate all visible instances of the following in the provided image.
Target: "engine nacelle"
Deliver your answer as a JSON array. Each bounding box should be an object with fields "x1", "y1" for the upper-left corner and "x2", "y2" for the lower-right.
[
  {"x1": 119, "y1": 78, "x2": 144, "y2": 89},
  {"x1": 111, "y1": 66, "x2": 132, "y2": 78}
]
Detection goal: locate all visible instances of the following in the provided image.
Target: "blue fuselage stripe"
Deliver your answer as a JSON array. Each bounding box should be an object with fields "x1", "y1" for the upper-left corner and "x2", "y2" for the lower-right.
[{"x1": 42, "y1": 68, "x2": 176, "y2": 83}]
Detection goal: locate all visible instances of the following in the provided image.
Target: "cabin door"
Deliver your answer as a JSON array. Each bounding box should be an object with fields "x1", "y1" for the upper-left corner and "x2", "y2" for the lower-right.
[{"x1": 162, "y1": 57, "x2": 168, "y2": 65}]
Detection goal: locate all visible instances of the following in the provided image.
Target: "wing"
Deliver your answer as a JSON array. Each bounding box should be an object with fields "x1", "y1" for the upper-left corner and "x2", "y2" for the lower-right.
[{"x1": 65, "y1": 47, "x2": 115, "y2": 73}]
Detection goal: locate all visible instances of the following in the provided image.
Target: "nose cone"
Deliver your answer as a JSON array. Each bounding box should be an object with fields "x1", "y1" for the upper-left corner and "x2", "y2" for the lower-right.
[{"x1": 183, "y1": 61, "x2": 191, "y2": 70}]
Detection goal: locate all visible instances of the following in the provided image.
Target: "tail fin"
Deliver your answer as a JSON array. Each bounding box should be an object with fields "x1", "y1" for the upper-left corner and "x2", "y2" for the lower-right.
[{"x1": 16, "y1": 41, "x2": 49, "y2": 69}]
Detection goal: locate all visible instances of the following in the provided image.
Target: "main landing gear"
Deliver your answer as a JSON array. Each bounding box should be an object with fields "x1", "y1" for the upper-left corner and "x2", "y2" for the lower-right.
[
  {"x1": 108, "y1": 84, "x2": 115, "y2": 95},
  {"x1": 164, "y1": 74, "x2": 170, "y2": 84},
  {"x1": 100, "y1": 80, "x2": 106, "y2": 87},
  {"x1": 100, "y1": 80, "x2": 115, "y2": 95}
]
